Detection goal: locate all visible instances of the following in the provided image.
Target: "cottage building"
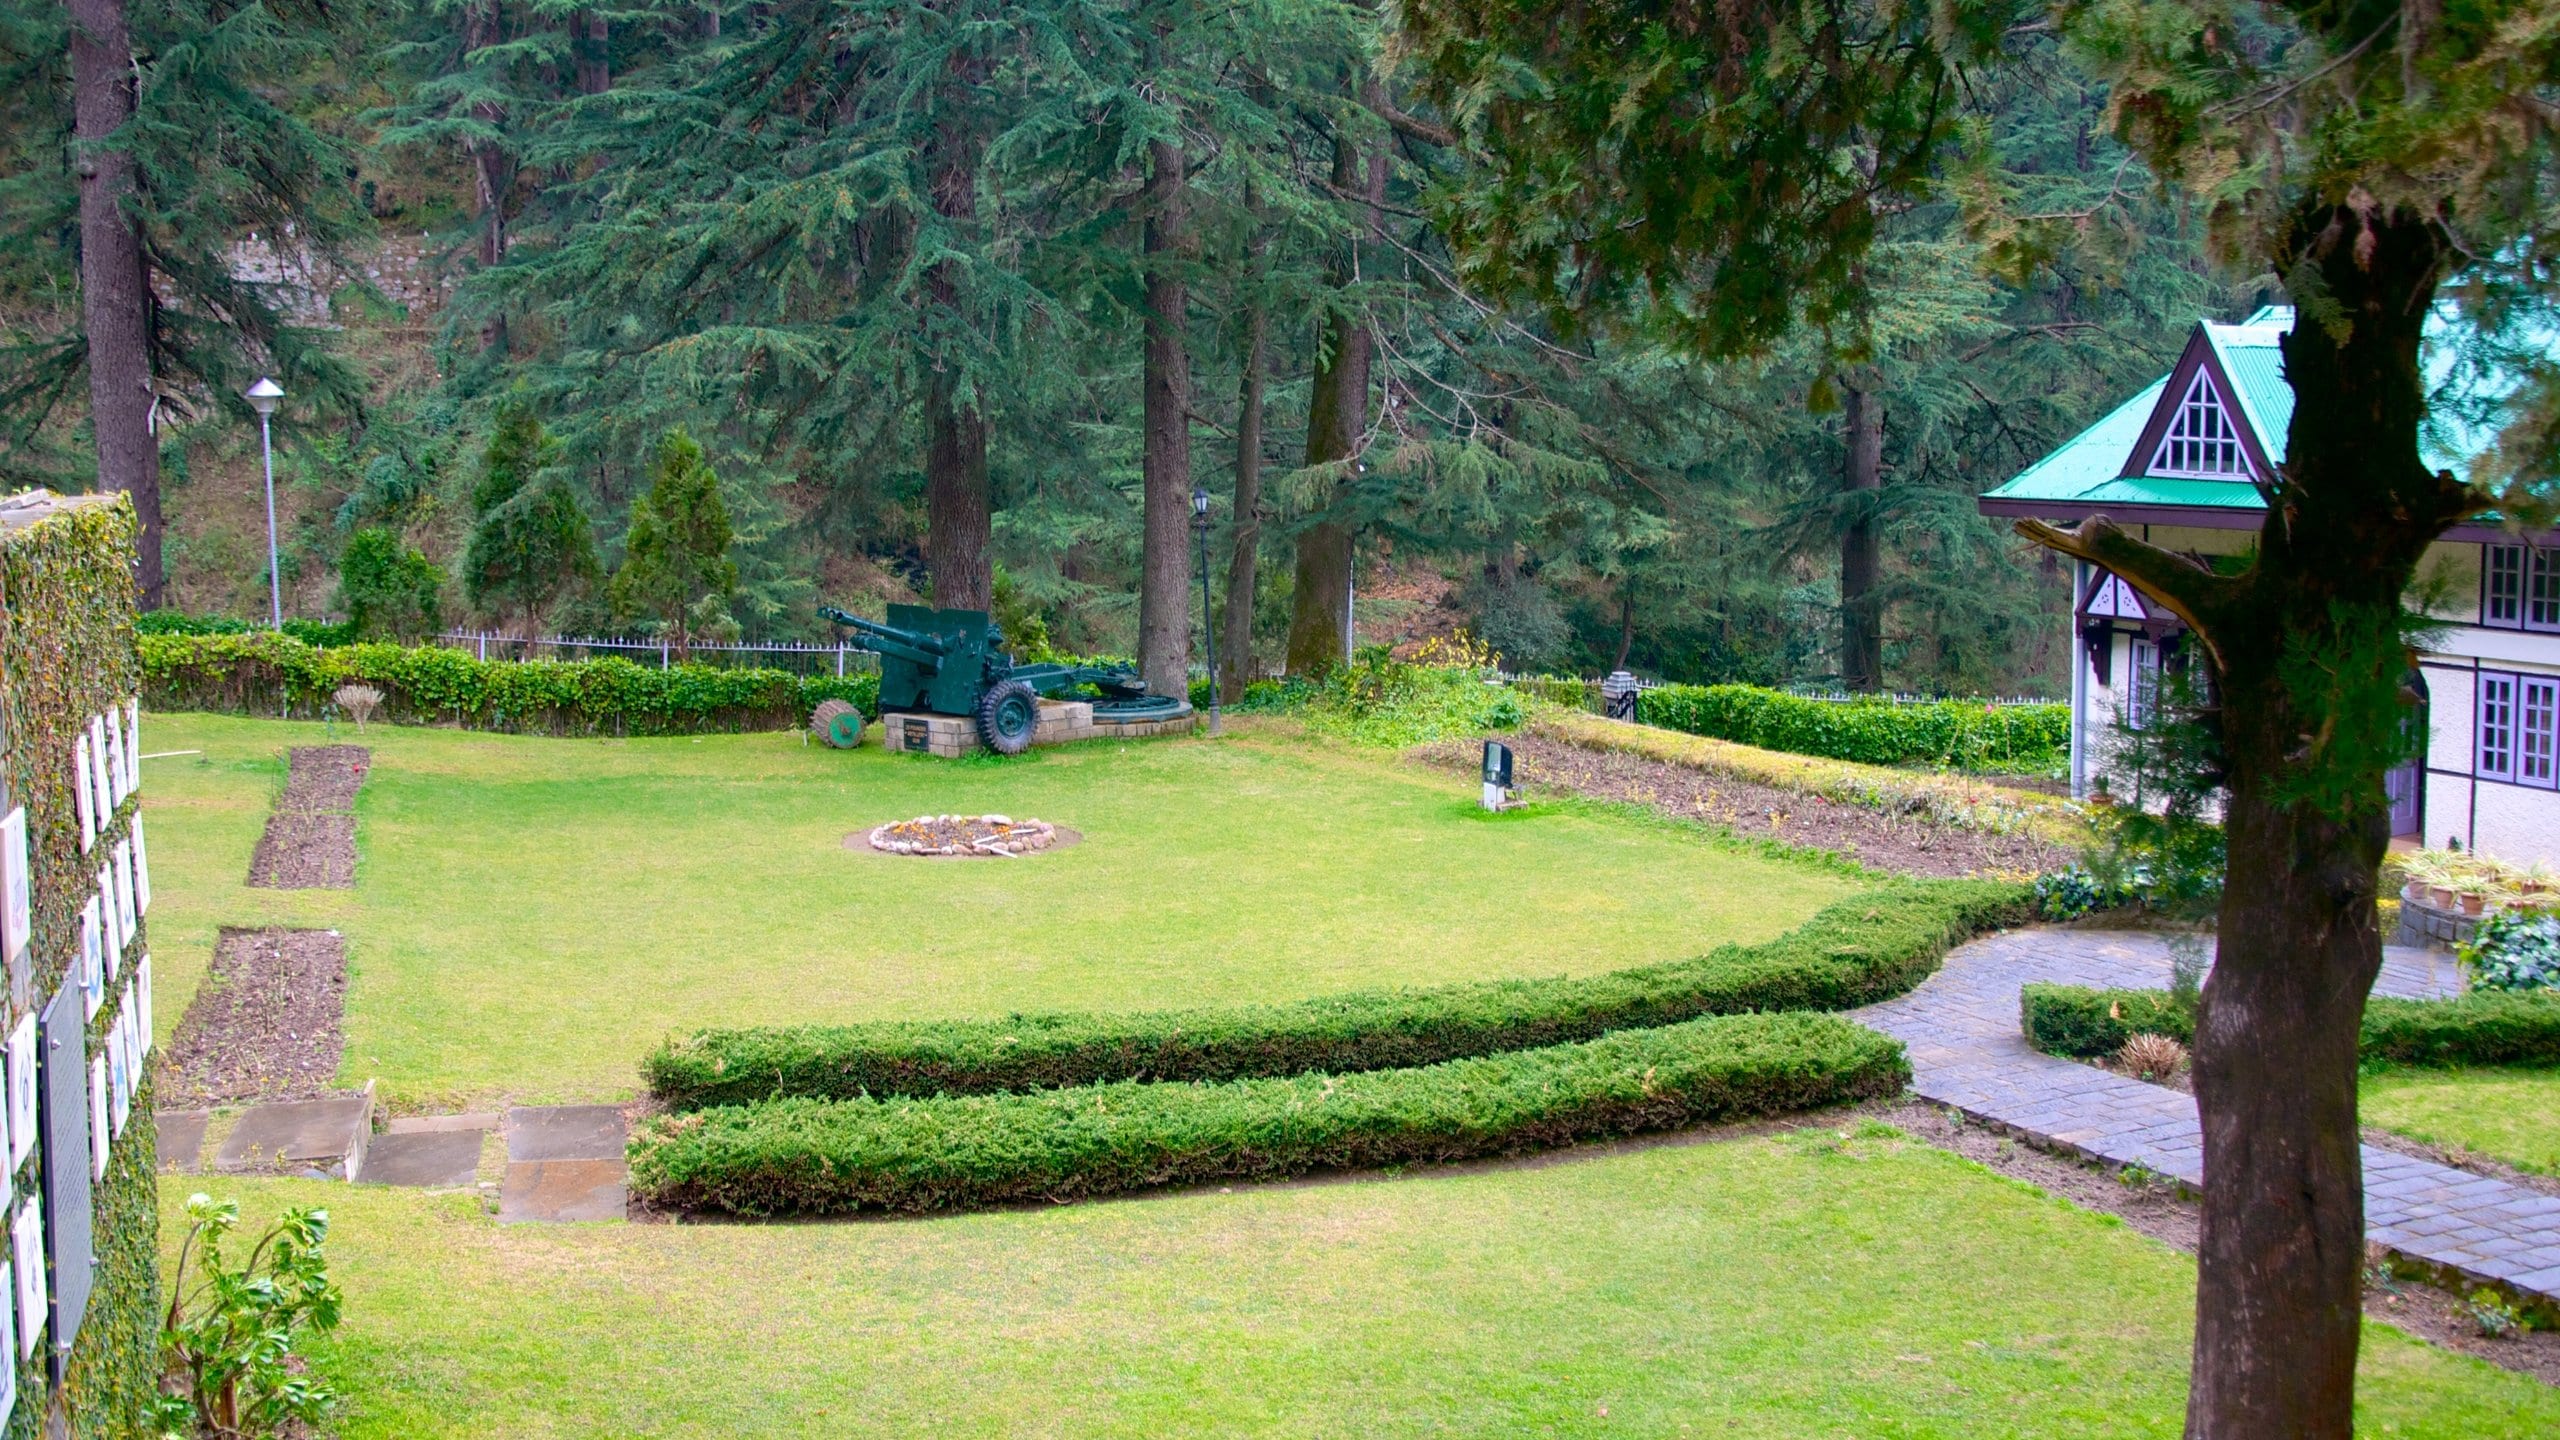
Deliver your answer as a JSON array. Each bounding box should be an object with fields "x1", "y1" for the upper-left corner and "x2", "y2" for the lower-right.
[{"x1": 1979, "y1": 306, "x2": 2560, "y2": 866}]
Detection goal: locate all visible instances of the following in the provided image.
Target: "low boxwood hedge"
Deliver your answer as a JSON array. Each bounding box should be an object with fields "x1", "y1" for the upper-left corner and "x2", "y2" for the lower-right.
[
  {"x1": 2020, "y1": 982, "x2": 2560, "y2": 1067},
  {"x1": 1634, "y1": 683, "x2": 2068, "y2": 772},
  {"x1": 140, "y1": 629, "x2": 875, "y2": 736},
  {"x1": 646, "y1": 878, "x2": 2031, "y2": 1108},
  {"x1": 627, "y1": 1010, "x2": 1907, "y2": 1215}
]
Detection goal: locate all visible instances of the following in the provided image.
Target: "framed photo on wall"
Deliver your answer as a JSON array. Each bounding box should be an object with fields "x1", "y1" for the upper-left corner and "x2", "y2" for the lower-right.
[
  {"x1": 71, "y1": 733, "x2": 93, "y2": 854},
  {"x1": 0, "y1": 808, "x2": 27, "y2": 970},
  {"x1": 131, "y1": 815, "x2": 150, "y2": 916},
  {"x1": 11, "y1": 1200, "x2": 40, "y2": 1360},
  {"x1": 122, "y1": 699, "x2": 141, "y2": 794},
  {"x1": 99, "y1": 714, "x2": 123, "y2": 812},
  {"x1": 107, "y1": 1032, "x2": 127, "y2": 1139},
  {"x1": 87, "y1": 715, "x2": 113, "y2": 819},
  {"x1": 0, "y1": 1259, "x2": 16, "y2": 1421},
  {"x1": 111, "y1": 841, "x2": 135, "y2": 944},
  {"x1": 5, "y1": 1016, "x2": 31, "y2": 1170},
  {"x1": 94, "y1": 870, "x2": 119, "y2": 978},
  {"x1": 135, "y1": 958, "x2": 152, "y2": 1055},
  {"x1": 87, "y1": 1058, "x2": 104, "y2": 1180},
  {"x1": 77, "y1": 899, "x2": 102, "y2": 1020}
]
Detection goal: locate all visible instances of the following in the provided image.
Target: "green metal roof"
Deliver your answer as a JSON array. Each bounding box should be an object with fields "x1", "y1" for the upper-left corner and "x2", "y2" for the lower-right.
[
  {"x1": 2205, "y1": 311, "x2": 2293, "y2": 464},
  {"x1": 1981, "y1": 379, "x2": 2166, "y2": 507}
]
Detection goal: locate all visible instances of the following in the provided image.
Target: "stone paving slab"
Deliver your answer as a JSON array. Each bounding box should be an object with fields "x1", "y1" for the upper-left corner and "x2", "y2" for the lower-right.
[
  {"x1": 213, "y1": 1092, "x2": 372, "y2": 1177},
  {"x1": 386, "y1": 1111, "x2": 501, "y2": 1136},
  {"x1": 504, "y1": 1104, "x2": 626, "y2": 1163},
  {"x1": 156, "y1": 1110, "x2": 210, "y2": 1172},
  {"x1": 498, "y1": 1159, "x2": 626, "y2": 1223},
  {"x1": 1854, "y1": 929, "x2": 2560, "y2": 1309},
  {"x1": 360, "y1": 1129, "x2": 486, "y2": 1188}
]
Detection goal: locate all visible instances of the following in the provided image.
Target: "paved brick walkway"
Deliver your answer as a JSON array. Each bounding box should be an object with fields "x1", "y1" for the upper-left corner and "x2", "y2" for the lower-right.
[{"x1": 1854, "y1": 930, "x2": 2560, "y2": 1305}]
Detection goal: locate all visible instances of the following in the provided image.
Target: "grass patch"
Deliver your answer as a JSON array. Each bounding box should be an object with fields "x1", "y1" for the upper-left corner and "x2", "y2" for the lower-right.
[
  {"x1": 2362, "y1": 1066, "x2": 2560, "y2": 1176},
  {"x1": 169, "y1": 1127, "x2": 2558, "y2": 1438},
  {"x1": 142, "y1": 713, "x2": 1862, "y2": 1107}
]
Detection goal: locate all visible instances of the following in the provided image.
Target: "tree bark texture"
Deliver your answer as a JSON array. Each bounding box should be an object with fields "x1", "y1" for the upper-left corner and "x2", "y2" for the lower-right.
[
  {"x1": 918, "y1": 76, "x2": 991, "y2": 612},
  {"x1": 1839, "y1": 384, "x2": 1883, "y2": 692},
  {"x1": 575, "y1": 11, "x2": 610, "y2": 95},
  {"x1": 1137, "y1": 137, "x2": 1193, "y2": 700},
  {"x1": 466, "y1": 0, "x2": 510, "y2": 352},
  {"x1": 1283, "y1": 118, "x2": 1385, "y2": 676},
  {"x1": 68, "y1": 0, "x2": 165, "y2": 605},
  {"x1": 1220, "y1": 300, "x2": 1267, "y2": 701},
  {"x1": 2016, "y1": 202, "x2": 2468, "y2": 1440}
]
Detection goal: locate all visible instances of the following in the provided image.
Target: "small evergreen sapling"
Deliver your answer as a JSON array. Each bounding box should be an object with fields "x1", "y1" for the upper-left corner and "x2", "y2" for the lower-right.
[
  {"x1": 333, "y1": 527, "x2": 444, "y2": 642},
  {"x1": 608, "y1": 428, "x2": 737, "y2": 661},
  {"x1": 461, "y1": 402, "x2": 599, "y2": 641}
]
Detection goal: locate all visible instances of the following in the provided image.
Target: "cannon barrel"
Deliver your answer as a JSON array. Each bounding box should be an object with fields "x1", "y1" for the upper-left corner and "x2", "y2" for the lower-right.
[{"x1": 819, "y1": 605, "x2": 954, "y2": 665}]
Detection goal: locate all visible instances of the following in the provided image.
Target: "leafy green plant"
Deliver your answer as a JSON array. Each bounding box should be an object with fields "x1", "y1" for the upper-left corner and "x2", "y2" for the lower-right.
[
  {"x1": 2023, "y1": 984, "x2": 2560, "y2": 1068},
  {"x1": 153, "y1": 1194, "x2": 344, "y2": 1439},
  {"x1": 2460, "y1": 907, "x2": 2560, "y2": 993},
  {"x1": 644, "y1": 879, "x2": 2029, "y2": 1108},
  {"x1": 629, "y1": 1011, "x2": 1908, "y2": 1216},
  {"x1": 333, "y1": 527, "x2": 444, "y2": 642},
  {"x1": 2461, "y1": 1289, "x2": 2525, "y2": 1340}
]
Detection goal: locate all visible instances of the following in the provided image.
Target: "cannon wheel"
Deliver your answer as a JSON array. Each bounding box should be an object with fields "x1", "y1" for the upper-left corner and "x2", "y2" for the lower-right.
[
  {"x1": 810, "y1": 698, "x2": 865, "y2": 750},
  {"x1": 977, "y1": 679, "x2": 1039, "y2": 755}
]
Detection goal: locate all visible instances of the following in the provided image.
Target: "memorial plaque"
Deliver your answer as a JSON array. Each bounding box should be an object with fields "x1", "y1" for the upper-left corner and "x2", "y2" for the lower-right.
[
  {"x1": 86, "y1": 716, "x2": 112, "y2": 820},
  {"x1": 38, "y1": 982, "x2": 91, "y2": 1381},
  {"x1": 0, "y1": 809, "x2": 27, "y2": 973},
  {"x1": 4, "y1": 1016, "x2": 31, "y2": 1169},
  {"x1": 8, "y1": 1203, "x2": 37, "y2": 1361},
  {"x1": 122, "y1": 699, "x2": 141, "y2": 794},
  {"x1": 77, "y1": 901, "x2": 101, "y2": 1020},
  {"x1": 85, "y1": 1061, "x2": 103, "y2": 1183},
  {"x1": 134, "y1": 960, "x2": 152, "y2": 1054},
  {"x1": 0, "y1": 1260, "x2": 16, "y2": 1422},
  {"x1": 99, "y1": 716, "x2": 123, "y2": 812},
  {"x1": 111, "y1": 842, "x2": 135, "y2": 947},
  {"x1": 130, "y1": 816, "x2": 150, "y2": 916},
  {"x1": 70, "y1": 736, "x2": 93, "y2": 855}
]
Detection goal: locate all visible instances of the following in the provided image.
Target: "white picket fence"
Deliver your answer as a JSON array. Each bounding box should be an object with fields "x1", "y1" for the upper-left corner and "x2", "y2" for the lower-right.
[{"x1": 434, "y1": 631, "x2": 880, "y2": 677}]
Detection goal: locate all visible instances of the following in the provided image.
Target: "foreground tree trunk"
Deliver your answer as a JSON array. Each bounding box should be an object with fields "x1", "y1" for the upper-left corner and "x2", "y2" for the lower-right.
[
  {"x1": 574, "y1": 11, "x2": 610, "y2": 95},
  {"x1": 1221, "y1": 299, "x2": 1267, "y2": 701},
  {"x1": 1136, "y1": 136, "x2": 1193, "y2": 700},
  {"x1": 466, "y1": 0, "x2": 510, "y2": 352},
  {"x1": 1839, "y1": 384, "x2": 1883, "y2": 691},
  {"x1": 1283, "y1": 119, "x2": 1385, "y2": 676},
  {"x1": 2020, "y1": 201, "x2": 2468, "y2": 1439},
  {"x1": 68, "y1": 0, "x2": 164, "y2": 606},
  {"x1": 919, "y1": 80, "x2": 991, "y2": 612}
]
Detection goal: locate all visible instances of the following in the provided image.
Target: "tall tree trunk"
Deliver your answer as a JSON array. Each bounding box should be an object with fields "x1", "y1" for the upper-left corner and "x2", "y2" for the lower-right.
[
  {"x1": 466, "y1": 0, "x2": 509, "y2": 351},
  {"x1": 1283, "y1": 113, "x2": 1385, "y2": 676},
  {"x1": 1136, "y1": 136, "x2": 1192, "y2": 700},
  {"x1": 574, "y1": 11, "x2": 610, "y2": 95},
  {"x1": 919, "y1": 76, "x2": 991, "y2": 611},
  {"x1": 68, "y1": 0, "x2": 163, "y2": 606},
  {"x1": 1839, "y1": 384, "x2": 1883, "y2": 691},
  {"x1": 1612, "y1": 580, "x2": 1636, "y2": 671},
  {"x1": 1220, "y1": 299, "x2": 1266, "y2": 702},
  {"x1": 2020, "y1": 201, "x2": 2466, "y2": 1440}
]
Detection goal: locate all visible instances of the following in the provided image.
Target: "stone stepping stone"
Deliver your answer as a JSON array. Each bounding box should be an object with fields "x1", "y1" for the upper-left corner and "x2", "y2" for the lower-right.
[
  {"x1": 387, "y1": 1111, "x2": 500, "y2": 1136},
  {"x1": 156, "y1": 1109, "x2": 210, "y2": 1173},
  {"x1": 503, "y1": 1104, "x2": 625, "y2": 1163},
  {"x1": 213, "y1": 1091, "x2": 373, "y2": 1178},
  {"x1": 359, "y1": 1129, "x2": 485, "y2": 1188},
  {"x1": 498, "y1": 1105, "x2": 628, "y2": 1223}
]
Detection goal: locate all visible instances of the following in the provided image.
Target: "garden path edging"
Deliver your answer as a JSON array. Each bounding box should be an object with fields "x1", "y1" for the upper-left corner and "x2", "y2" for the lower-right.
[{"x1": 1852, "y1": 929, "x2": 2560, "y2": 1315}]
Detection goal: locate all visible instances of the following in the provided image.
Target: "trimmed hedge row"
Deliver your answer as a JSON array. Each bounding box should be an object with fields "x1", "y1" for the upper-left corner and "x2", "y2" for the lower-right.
[
  {"x1": 646, "y1": 878, "x2": 2032, "y2": 1108},
  {"x1": 140, "y1": 630, "x2": 875, "y2": 736},
  {"x1": 1634, "y1": 684, "x2": 2069, "y2": 771},
  {"x1": 627, "y1": 1010, "x2": 1907, "y2": 1215},
  {"x1": 2020, "y1": 983, "x2": 2560, "y2": 1067}
]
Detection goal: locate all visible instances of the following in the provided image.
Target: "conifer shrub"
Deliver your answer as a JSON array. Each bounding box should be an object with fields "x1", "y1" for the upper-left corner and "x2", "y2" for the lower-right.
[
  {"x1": 627, "y1": 1011, "x2": 1908, "y2": 1216},
  {"x1": 2021, "y1": 983, "x2": 2560, "y2": 1068},
  {"x1": 1633, "y1": 684, "x2": 2068, "y2": 771},
  {"x1": 645, "y1": 879, "x2": 2030, "y2": 1108}
]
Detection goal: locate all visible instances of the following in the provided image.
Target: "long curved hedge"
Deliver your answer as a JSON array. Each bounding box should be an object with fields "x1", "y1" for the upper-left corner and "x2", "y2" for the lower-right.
[
  {"x1": 628, "y1": 1010, "x2": 1906, "y2": 1215},
  {"x1": 1634, "y1": 684, "x2": 2068, "y2": 771},
  {"x1": 140, "y1": 630, "x2": 874, "y2": 736},
  {"x1": 645, "y1": 878, "x2": 2031, "y2": 1108}
]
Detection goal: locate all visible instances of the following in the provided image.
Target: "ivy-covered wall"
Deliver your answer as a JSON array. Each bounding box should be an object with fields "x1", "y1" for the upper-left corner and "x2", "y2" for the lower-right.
[{"x1": 0, "y1": 495, "x2": 158, "y2": 1438}]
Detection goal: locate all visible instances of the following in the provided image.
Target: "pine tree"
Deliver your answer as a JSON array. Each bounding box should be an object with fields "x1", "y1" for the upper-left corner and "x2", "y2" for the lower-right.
[
  {"x1": 462, "y1": 401, "x2": 599, "y2": 636},
  {"x1": 609, "y1": 428, "x2": 737, "y2": 660},
  {"x1": 336, "y1": 527, "x2": 446, "y2": 642}
]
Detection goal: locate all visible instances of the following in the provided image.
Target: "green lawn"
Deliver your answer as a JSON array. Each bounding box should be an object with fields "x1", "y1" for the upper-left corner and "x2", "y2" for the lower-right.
[
  {"x1": 167, "y1": 1122, "x2": 2555, "y2": 1439},
  {"x1": 140, "y1": 713, "x2": 1860, "y2": 1107},
  {"x1": 2363, "y1": 1066, "x2": 2560, "y2": 1175}
]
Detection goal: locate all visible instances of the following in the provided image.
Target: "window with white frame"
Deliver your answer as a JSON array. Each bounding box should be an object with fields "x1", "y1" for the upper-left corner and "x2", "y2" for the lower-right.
[
  {"x1": 2149, "y1": 369, "x2": 2252, "y2": 478},
  {"x1": 2128, "y1": 637, "x2": 2163, "y2": 730},
  {"x1": 2476, "y1": 670, "x2": 2560, "y2": 787},
  {"x1": 2486, "y1": 544, "x2": 2560, "y2": 632},
  {"x1": 2536, "y1": 549, "x2": 2560, "y2": 631}
]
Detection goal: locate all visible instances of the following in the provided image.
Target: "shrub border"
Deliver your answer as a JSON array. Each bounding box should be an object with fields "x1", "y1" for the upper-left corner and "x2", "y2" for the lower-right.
[
  {"x1": 646, "y1": 878, "x2": 2030, "y2": 1108},
  {"x1": 2019, "y1": 982, "x2": 2560, "y2": 1068}
]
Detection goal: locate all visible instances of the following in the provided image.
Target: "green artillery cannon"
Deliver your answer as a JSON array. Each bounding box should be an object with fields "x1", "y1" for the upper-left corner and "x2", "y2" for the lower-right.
[{"x1": 817, "y1": 603, "x2": 1188, "y2": 754}]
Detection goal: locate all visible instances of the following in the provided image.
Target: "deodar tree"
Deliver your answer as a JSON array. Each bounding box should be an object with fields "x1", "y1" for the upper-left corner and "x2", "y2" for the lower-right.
[
  {"x1": 1397, "y1": 0, "x2": 2558, "y2": 1435},
  {"x1": 610, "y1": 427, "x2": 739, "y2": 660}
]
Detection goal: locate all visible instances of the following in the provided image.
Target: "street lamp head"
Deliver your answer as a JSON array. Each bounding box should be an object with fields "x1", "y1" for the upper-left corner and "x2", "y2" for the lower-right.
[
  {"x1": 1191, "y1": 486, "x2": 1211, "y2": 520},
  {"x1": 244, "y1": 377, "x2": 284, "y2": 417}
]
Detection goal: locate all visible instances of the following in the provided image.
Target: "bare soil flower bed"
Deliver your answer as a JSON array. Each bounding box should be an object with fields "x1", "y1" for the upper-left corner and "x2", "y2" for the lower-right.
[
  {"x1": 247, "y1": 745, "x2": 371, "y2": 889},
  {"x1": 863, "y1": 814, "x2": 1060, "y2": 857},
  {"x1": 156, "y1": 928, "x2": 348, "y2": 1108},
  {"x1": 1411, "y1": 735, "x2": 2072, "y2": 878}
]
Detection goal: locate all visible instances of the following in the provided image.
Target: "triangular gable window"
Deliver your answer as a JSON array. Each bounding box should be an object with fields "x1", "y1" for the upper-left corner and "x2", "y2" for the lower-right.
[{"x1": 2148, "y1": 368, "x2": 2252, "y2": 479}]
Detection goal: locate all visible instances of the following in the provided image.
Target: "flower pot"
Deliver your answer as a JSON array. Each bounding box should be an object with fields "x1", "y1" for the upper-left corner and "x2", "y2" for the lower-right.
[
  {"x1": 2459, "y1": 892, "x2": 2487, "y2": 917},
  {"x1": 2429, "y1": 886, "x2": 2456, "y2": 910}
]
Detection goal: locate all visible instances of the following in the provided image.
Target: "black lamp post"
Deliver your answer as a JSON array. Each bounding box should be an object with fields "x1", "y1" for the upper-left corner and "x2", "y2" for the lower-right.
[{"x1": 1191, "y1": 485, "x2": 1220, "y2": 735}]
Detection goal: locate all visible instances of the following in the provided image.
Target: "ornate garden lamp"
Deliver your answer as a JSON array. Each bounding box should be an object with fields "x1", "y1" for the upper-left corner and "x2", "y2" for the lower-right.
[{"x1": 1192, "y1": 485, "x2": 1220, "y2": 735}]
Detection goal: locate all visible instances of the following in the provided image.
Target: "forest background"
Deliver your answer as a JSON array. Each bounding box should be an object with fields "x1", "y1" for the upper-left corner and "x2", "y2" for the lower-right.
[{"x1": 0, "y1": 0, "x2": 2259, "y2": 697}]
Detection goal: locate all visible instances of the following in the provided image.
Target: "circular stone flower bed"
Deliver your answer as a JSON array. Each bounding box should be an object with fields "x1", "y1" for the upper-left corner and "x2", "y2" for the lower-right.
[{"x1": 864, "y1": 814, "x2": 1059, "y2": 857}]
